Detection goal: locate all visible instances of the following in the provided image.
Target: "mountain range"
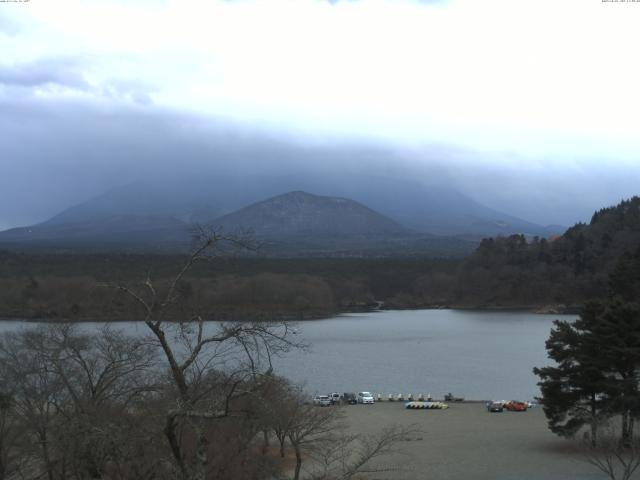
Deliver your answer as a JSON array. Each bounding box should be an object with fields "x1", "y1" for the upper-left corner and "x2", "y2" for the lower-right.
[{"x1": 0, "y1": 174, "x2": 564, "y2": 255}]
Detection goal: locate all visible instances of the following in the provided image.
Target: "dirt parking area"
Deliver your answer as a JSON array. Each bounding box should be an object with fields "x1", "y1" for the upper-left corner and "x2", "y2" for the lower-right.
[{"x1": 343, "y1": 402, "x2": 606, "y2": 480}]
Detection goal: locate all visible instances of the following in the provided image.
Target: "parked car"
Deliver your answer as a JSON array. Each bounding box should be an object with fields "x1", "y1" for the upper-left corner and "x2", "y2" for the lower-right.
[
  {"x1": 444, "y1": 393, "x2": 464, "y2": 402},
  {"x1": 487, "y1": 401, "x2": 504, "y2": 413},
  {"x1": 357, "y1": 392, "x2": 375, "y2": 404},
  {"x1": 313, "y1": 395, "x2": 331, "y2": 407},
  {"x1": 342, "y1": 392, "x2": 357, "y2": 405},
  {"x1": 504, "y1": 400, "x2": 528, "y2": 412},
  {"x1": 329, "y1": 392, "x2": 341, "y2": 404}
]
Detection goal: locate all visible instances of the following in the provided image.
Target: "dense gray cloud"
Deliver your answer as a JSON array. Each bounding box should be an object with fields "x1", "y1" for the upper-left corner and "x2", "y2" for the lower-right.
[
  {"x1": 0, "y1": 57, "x2": 155, "y2": 104},
  {"x1": 99, "y1": 78, "x2": 155, "y2": 105},
  {"x1": 0, "y1": 0, "x2": 638, "y2": 231},
  {"x1": 0, "y1": 12, "x2": 20, "y2": 36},
  {"x1": 0, "y1": 97, "x2": 408, "y2": 229},
  {"x1": 1, "y1": 94, "x2": 638, "y2": 231},
  {"x1": 1, "y1": 0, "x2": 639, "y2": 160},
  {"x1": 0, "y1": 58, "x2": 89, "y2": 89}
]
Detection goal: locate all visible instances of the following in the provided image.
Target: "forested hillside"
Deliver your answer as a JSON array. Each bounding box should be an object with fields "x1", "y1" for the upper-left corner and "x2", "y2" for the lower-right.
[
  {"x1": 453, "y1": 197, "x2": 640, "y2": 308},
  {"x1": 0, "y1": 253, "x2": 457, "y2": 320},
  {"x1": 1, "y1": 197, "x2": 638, "y2": 321}
]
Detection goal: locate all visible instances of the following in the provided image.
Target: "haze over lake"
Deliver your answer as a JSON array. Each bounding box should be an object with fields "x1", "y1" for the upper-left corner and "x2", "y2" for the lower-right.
[{"x1": 0, "y1": 309, "x2": 572, "y2": 401}]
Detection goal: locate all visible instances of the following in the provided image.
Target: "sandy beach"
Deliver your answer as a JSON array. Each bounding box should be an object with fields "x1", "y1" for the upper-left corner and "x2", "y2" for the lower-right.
[{"x1": 343, "y1": 402, "x2": 605, "y2": 480}]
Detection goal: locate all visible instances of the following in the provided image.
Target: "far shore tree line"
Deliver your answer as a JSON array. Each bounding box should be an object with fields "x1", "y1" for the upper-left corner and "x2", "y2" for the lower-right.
[{"x1": 2, "y1": 197, "x2": 640, "y2": 322}]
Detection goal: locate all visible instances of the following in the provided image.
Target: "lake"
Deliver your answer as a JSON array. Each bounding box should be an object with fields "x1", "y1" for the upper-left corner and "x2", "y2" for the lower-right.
[
  {"x1": 272, "y1": 309, "x2": 573, "y2": 400},
  {"x1": 0, "y1": 309, "x2": 574, "y2": 401}
]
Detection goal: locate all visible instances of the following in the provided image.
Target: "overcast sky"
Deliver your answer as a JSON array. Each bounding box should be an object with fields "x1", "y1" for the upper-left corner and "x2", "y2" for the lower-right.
[{"x1": 1, "y1": 0, "x2": 640, "y2": 230}]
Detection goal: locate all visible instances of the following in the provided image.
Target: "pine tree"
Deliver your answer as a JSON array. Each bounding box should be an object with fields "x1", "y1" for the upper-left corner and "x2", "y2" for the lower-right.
[
  {"x1": 535, "y1": 247, "x2": 640, "y2": 446},
  {"x1": 534, "y1": 302, "x2": 610, "y2": 446}
]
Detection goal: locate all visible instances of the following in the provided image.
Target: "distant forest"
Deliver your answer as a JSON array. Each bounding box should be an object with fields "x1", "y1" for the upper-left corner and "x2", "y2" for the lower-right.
[{"x1": 1, "y1": 197, "x2": 639, "y2": 321}]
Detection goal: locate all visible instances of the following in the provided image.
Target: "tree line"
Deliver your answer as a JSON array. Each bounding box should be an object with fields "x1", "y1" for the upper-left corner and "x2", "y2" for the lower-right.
[
  {"x1": 457, "y1": 197, "x2": 640, "y2": 308},
  {"x1": 0, "y1": 254, "x2": 458, "y2": 321},
  {"x1": 2, "y1": 196, "x2": 640, "y2": 320}
]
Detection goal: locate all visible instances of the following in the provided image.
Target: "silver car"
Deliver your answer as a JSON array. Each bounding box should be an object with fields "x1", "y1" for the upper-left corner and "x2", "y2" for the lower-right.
[
  {"x1": 313, "y1": 395, "x2": 332, "y2": 407},
  {"x1": 357, "y1": 392, "x2": 375, "y2": 404}
]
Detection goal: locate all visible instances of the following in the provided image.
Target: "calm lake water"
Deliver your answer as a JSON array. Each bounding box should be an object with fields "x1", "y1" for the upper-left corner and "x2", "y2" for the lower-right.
[
  {"x1": 272, "y1": 309, "x2": 574, "y2": 401},
  {"x1": 0, "y1": 309, "x2": 574, "y2": 401}
]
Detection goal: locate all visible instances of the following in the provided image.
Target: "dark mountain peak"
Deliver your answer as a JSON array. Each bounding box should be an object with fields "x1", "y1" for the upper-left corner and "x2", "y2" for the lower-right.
[
  {"x1": 267, "y1": 190, "x2": 326, "y2": 203},
  {"x1": 261, "y1": 190, "x2": 364, "y2": 208},
  {"x1": 214, "y1": 191, "x2": 407, "y2": 237},
  {"x1": 281, "y1": 190, "x2": 313, "y2": 198}
]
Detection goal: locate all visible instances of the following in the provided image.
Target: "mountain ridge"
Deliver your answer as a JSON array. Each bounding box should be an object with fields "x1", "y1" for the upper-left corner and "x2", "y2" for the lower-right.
[
  {"x1": 213, "y1": 190, "x2": 408, "y2": 237},
  {"x1": 35, "y1": 174, "x2": 561, "y2": 238},
  {"x1": 0, "y1": 174, "x2": 565, "y2": 255},
  {"x1": 0, "y1": 189, "x2": 477, "y2": 256}
]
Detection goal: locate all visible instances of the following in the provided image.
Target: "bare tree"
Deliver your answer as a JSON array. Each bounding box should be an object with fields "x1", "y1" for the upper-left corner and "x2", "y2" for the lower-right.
[
  {"x1": 41, "y1": 324, "x2": 158, "y2": 479},
  {"x1": 286, "y1": 396, "x2": 341, "y2": 480},
  {"x1": 42, "y1": 324, "x2": 158, "y2": 409},
  {"x1": 583, "y1": 421, "x2": 640, "y2": 480},
  {"x1": 253, "y1": 374, "x2": 418, "y2": 480},
  {"x1": 256, "y1": 374, "x2": 298, "y2": 458},
  {"x1": 0, "y1": 324, "x2": 161, "y2": 480},
  {"x1": 0, "y1": 328, "x2": 67, "y2": 480},
  {"x1": 308, "y1": 425, "x2": 420, "y2": 480},
  {"x1": 0, "y1": 391, "x2": 25, "y2": 480},
  {"x1": 278, "y1": 388, "x2": 420, "y2": 480},
  {"x1": 0, "y1": 229, "x2": 419, "y2": 480},
  {"x1": 279, "y1": 388, "x2": 419, "y2": 480},
  {"x1": 106, "y1": 228, "x2": 299, "y2": 480}
]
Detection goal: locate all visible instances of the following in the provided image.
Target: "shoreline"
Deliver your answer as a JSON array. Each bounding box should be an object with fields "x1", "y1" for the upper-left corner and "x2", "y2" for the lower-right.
[{"x1": 0, "y1": 304, "x2": 581, "y2": 323}]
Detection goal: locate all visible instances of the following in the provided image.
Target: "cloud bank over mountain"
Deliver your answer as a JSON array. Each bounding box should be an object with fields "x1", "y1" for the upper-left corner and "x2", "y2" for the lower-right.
[{"x1": 1, "y1": 0, "x2": 639, "y2": 230}]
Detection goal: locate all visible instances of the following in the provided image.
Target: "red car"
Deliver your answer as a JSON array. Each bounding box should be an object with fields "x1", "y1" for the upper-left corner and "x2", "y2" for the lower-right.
[{"x1": 504, "y1": 400, "x2": 528, "y2": 412}]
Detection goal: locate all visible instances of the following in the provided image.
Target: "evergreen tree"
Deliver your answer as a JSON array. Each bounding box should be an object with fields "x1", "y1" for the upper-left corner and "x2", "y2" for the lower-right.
[
  {"x1": 593, "y1": 299, "x2": 640, "y2": 446},
  {"x1": 534, "y1": 302, "x2": 610, "y2": 446},
  {"x1": 609, "y1": 246, "x2": 640, "y2": 302},
  {"x1": 535, "y1": 247, "x2": 640, "y2": 446}
]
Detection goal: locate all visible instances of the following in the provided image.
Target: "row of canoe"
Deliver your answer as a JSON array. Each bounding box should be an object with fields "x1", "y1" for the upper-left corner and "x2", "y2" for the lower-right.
[{"x1": 405, "y1": 401, "x2": 449, "y2": 409}]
